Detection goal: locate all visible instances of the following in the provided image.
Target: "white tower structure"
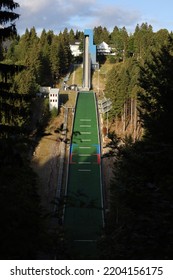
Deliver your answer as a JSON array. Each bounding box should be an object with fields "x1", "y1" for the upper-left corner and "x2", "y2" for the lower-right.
[{"x1": 49, "y1": 88, "x2": 59, "y2": 110}]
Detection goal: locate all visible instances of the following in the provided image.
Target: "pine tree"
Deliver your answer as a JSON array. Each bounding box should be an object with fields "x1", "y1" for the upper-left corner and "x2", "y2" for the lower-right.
[
  {"x1": 57, "y1": 33, "x2": 72, "y2": 75},
  {"x1": 0, "y1": 1, "x2": 27, "y2": 136},
  {"x1": 69, "y1": 28, "x2": 75, "y2": 42},
  {"x1": 101, "y1": 36, "x2": 173, "y2": 259},
  {"x1": 39, "y1": 29, "x2": 53, "y2": 85},
  {"x1": 105, "y1": 58, "x2": 140, "y2": 117},
  {"x1": 110, "y1": 26, "x2": 129, "y2": 60},
  {"x1": 133, "y1": 23, "x2": 154, "y2": 60},
  {"x1": 138, "y1": 36, "x2": 173, "y2": 143},
  {"x1": 50, "y1": 35, "x2": 60, "y2": 82},
  {"x1": 94, "y1": 26, "x2": 110, "y2": 44},
  {"x1": 0, "y1": 2, "x2": 44, "y2": 260}
]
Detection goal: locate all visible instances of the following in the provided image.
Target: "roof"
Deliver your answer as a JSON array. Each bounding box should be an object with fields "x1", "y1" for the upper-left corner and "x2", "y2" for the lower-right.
[
  {"x1": 49, "y1": 88, "x2": 59, "y2": 94},
  {"x1": 97, "y1": 41, "x2": 110, "y2": 49},
  {"x1": 69, "y1": 40, "x2": 81, "y2": 46}
]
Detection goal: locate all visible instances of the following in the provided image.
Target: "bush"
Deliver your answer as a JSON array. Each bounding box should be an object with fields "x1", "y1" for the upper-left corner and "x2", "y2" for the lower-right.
[
  {"x1": 51, "y1": 107, "x2": 58, "y2": 118},
  {"x1": 108, "y1": 55, "x2": 116, "y2": 63}
]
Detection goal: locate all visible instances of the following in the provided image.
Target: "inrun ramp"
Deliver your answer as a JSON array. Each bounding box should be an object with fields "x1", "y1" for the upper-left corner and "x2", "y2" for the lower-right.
[{"x1": 64, "y1": 91, "x2": 104, "y2": 257}]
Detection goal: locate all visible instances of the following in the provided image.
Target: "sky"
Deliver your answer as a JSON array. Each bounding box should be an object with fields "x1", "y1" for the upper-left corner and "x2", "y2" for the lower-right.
[{"x1": 15, "y1": 0, "x2": 173, "y2": 35}]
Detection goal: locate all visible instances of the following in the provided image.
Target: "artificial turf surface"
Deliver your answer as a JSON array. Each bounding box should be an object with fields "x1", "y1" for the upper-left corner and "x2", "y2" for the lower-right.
[{"x1": 64, "y1": 91, "x2": 104, "y2": 258}]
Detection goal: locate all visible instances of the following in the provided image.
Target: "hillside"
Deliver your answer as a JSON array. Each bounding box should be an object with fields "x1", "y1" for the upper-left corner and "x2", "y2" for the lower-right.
[{"x1": 31, "y1": 60, "x2": 129, "y2": 221}]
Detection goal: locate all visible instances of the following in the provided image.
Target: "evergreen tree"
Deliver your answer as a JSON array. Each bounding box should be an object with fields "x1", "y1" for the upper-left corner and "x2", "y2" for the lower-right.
[
  {"x1": 105, "y1": 58, "x2": 140, "y2": 117},
  {"x1": 100, "y1": 137, "x2": 173, "y2": 259},
  {"x1": 94, "y1": 26, "x2": 110, "y2": 44},
  {"x1": 0, "y1": 1, "x2": 24, "y2": 135},
  {"x1": 4, "y1": 37, "x2": 19, "y2": 63},
  {"x1": 75, "y1": 30, "x2": 84, "y2": 41},
  {"x1": 133, "y1": 23, "x2": 154, "y2": 60},
  {"x1": 110, "y1": 26, "x2": 129, "y2": 60},
  {"x1": 39, "y1": 29, "x2": 52, "y2": 85},
  {"x1": 153, "y1": 29, "x2": 169, "y2": 50},
  {"x1": 138, "y1": 36, "x2": 173, "y2": 143},
  {"x1": 69, "y1": 28, "x2": 75, "y2": 42},
  {"x1": 100, "y1": 32, "x2": 173, "y2": 261},
  {"x1": 0, "y1": 1, "x2": 44, "y2": 260},
  {"x1": 50, "y1": 35, "x2": 60, "y2": 83},
  {"x1": 58, "y1": 33, "x2": 72, "y2": 75}
]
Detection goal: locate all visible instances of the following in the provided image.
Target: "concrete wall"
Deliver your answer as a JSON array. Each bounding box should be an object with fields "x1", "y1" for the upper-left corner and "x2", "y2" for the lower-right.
[
  {"x1": 84, "y1": 29, "x2": 96, "y2": 65},
  {"x1": 83, "y1": 35, "x2": 90, "y2": 90},
  {"x1": 83, "y1": 29, "x2": 97, "y2": 90}
]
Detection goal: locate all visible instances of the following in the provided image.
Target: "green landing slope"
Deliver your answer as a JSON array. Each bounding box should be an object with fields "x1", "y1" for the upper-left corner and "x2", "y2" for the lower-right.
[{"x1": 64, "y1": 91, "x2": 104, "y2": 258}]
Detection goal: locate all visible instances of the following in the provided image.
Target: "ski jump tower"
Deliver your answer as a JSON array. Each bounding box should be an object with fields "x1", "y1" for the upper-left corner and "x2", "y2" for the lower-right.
[{"x1": 83, "y1": 29, "x2": 97, "y2": 90}]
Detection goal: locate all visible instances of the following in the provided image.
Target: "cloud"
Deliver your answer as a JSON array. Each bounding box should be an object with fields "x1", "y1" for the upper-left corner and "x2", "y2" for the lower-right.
[
  {"x1": 16, "y1": 0, "x2": 141, "y2": 34},
  {"x1": 18, "y1": 0, "x2": 49, "y2": 14},
  {"x1": 89, "y1": 4, "x2": 141, "y2": 31}
]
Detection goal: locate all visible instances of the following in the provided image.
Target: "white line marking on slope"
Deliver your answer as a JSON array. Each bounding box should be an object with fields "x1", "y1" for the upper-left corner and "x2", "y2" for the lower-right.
[{"x1": 78, "y1": 169, "x2": 91, "y2": 172}]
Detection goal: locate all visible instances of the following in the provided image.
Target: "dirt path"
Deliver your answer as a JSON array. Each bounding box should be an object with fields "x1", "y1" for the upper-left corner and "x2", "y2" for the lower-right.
[
  {"x1": 31, "y1": 109, "x2": 65, "y2": 215},
  {"x1": 72, "y1": 67, "x2": 76, "y2": 84}
]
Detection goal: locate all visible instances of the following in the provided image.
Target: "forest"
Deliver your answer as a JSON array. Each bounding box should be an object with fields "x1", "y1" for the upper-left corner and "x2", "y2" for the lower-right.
[{"x1": 1, "y1": 1, "x2": 173, "y2": 259}]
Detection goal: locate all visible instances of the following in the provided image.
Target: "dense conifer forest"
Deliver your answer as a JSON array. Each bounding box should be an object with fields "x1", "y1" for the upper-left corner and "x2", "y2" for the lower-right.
[{"x1": 1, "y1": 1, "x2": 173, "y2": 259}]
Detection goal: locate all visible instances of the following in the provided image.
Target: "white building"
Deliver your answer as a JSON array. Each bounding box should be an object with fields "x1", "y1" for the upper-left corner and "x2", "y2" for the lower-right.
[
  {"x1": 97, "y1": 41, "x2": 112, "y2": 55},
  {"x1": 70, "y1": 40, "x2": 82, "y2": 57},
  {"x1": 49, "y1": 88, "x2": 59, "y2": 111}
]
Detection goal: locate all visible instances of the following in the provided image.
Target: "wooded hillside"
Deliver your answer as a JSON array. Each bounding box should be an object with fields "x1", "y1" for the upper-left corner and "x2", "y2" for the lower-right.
[{"x1": 1, "y1": 2, "x2": 173, "y2": 259}]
